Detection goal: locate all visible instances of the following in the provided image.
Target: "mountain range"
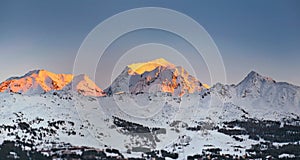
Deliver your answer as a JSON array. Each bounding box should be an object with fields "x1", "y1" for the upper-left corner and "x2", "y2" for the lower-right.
[
  {"x1": 0, "y1": 58, "x2": 209, "y2": 97},
  {"x1": 1, "y1": 58, "x2": 300, "y2": 121},
  {"x1": 0, "y1": 58, "x2": 300, "y2": 159},
  {"x1": 1, "y1": 58, "x2": 299, "y2": 110}
]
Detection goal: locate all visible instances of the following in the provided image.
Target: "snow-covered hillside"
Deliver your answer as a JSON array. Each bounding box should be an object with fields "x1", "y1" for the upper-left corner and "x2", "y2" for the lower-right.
[{"x1": 0, "y1": 91, "x2": 262, "y2": 158}]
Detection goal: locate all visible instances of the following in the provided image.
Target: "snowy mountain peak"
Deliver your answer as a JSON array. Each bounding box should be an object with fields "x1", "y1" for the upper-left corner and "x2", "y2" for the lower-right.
[
  {"x1": 106, "y1": 58, "x2": 207, "y2": 96},
  {"x1": 0, "y1": 70, "x2": 106, "y2": 96},
  {"x1": 235, "y1": 71, "x2": 276, "y2": 98},
  {"x1": 239, "y1": 71, "x2": 275, "y2": 85},
  {"x1": 127, "y1": 58, "x2": 175, "y2": 75},
  {"x1": 231, "y1": 71, "x2": 300, "y2": 110},
  {"x1": 0, "y1": 69, "x2": 74, "y2": 94},
  {"x1": 63, "y1": 74, "x2": 105, "y2": 97}
]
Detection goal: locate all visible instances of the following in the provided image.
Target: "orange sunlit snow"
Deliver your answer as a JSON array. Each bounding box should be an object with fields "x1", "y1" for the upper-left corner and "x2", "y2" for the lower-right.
[
  {"x1": 127, "y1": 58, "x2": 175, "y2": 75},
  {"x1": 0, "y1": 70, "x2": 105, "y2": 96}
]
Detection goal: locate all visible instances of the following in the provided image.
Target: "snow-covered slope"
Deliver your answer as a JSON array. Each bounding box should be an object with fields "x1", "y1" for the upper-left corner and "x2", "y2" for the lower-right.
[
  {"x1": 0, "y1": 91, "x2": 260, "y2": 158},
  {"x1": 0, "y1": 91, "x2": 106, "y2": 149},
  {"x1": 106, "y1": 58, "x2": 208, "y2": 96}
]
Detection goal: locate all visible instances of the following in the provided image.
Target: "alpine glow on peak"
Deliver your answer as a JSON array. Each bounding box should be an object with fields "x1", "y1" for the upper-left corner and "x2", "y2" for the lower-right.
[{"x1": 0, "y1": 69, "x2": 105, "y2": 97}]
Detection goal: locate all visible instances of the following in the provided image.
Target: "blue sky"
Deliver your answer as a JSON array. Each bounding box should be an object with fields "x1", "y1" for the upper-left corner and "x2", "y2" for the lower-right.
[{"x1": 1, "y1": 0, "x2": 300, "y2": 88}]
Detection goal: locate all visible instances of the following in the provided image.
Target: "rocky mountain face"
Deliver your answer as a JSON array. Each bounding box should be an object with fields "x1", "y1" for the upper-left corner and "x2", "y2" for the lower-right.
[{"x1": 105, "y1": 58, "x2": 208, "y2": 96}]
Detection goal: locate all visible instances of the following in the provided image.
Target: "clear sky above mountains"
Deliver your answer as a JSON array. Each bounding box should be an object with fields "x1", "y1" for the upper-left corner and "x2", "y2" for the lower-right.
[{"x1": 1, "y1": 0, "x2": 300, "y2": 88}]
